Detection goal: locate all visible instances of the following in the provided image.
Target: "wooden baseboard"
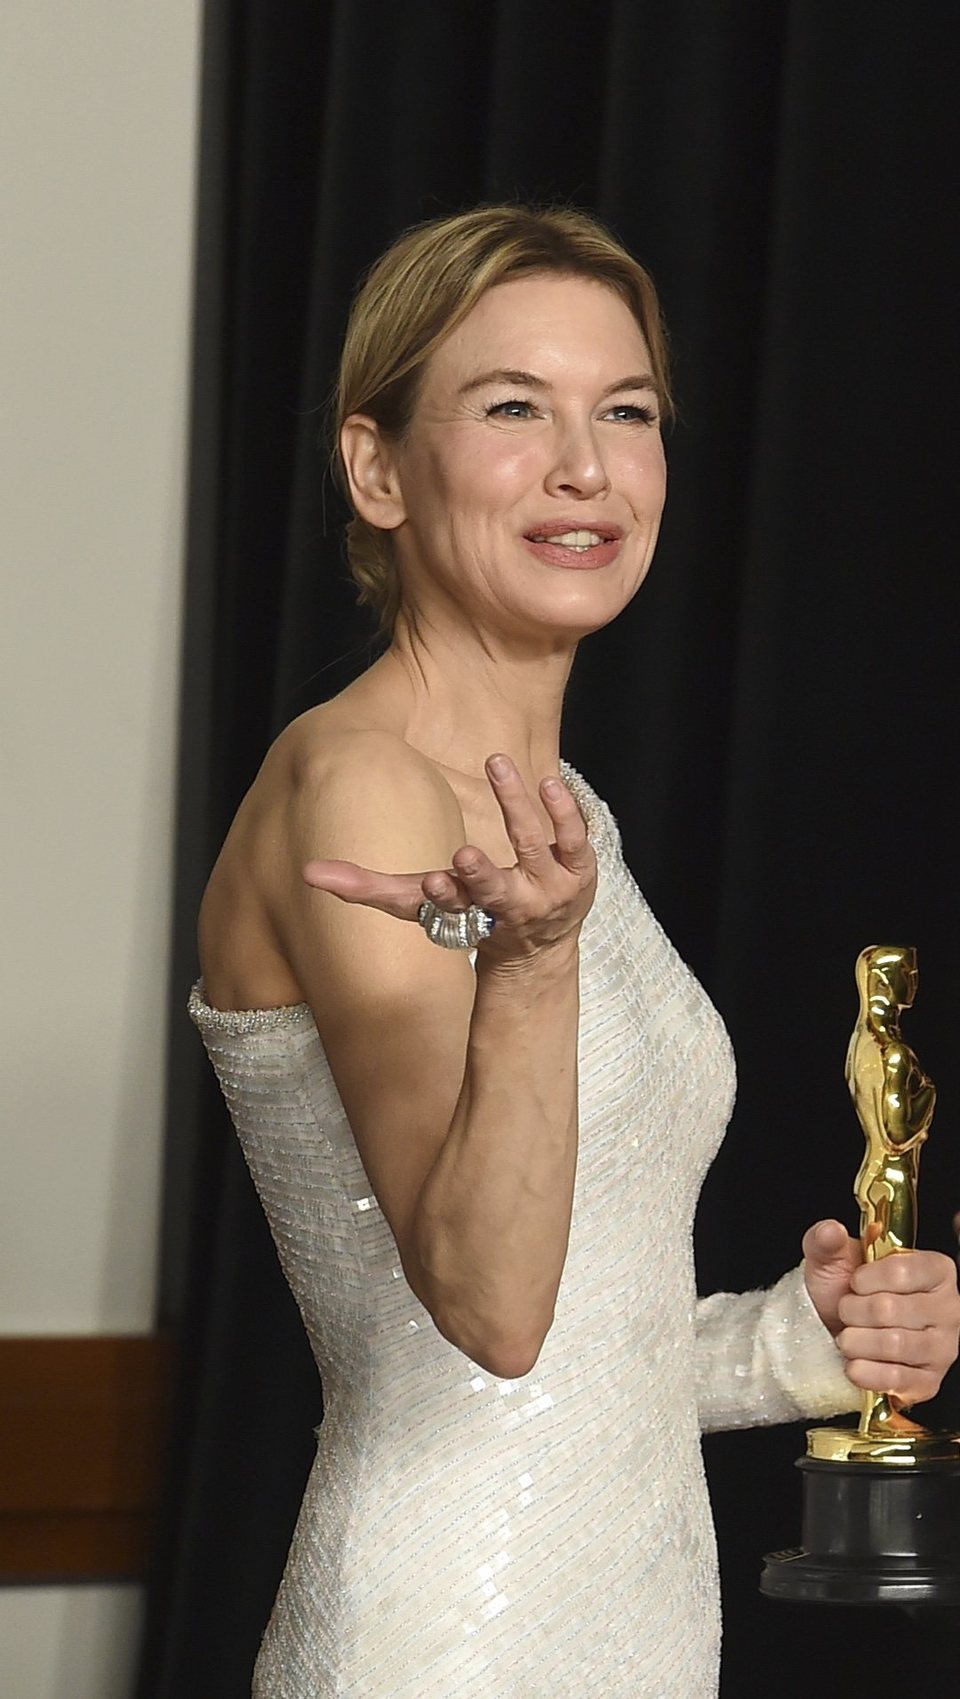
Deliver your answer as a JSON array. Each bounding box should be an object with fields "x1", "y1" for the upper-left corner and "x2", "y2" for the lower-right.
[{"x1": 0, "y1": 1334, "x2": 175, "y2": 1583}]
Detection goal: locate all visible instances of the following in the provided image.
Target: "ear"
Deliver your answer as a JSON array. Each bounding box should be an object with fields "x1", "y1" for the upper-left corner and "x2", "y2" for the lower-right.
[{"x1": 339, "y1": 415, "x2": 406, "y2": 532}]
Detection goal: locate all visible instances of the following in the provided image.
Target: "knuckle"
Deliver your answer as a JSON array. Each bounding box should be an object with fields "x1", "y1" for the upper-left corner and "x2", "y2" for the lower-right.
[
  {"x1": 554, "y1": 829, "x2": 586, "y2": 858},
  {"x1": 931, "y1": 1344, "x2": 953, "y2": 1378},
  {"x1": 874, "y1": 1293, "x2": 898, "y2": 1328},
  {"x1": 548, "y1": 784, "x2": 576, "y2": 809}
]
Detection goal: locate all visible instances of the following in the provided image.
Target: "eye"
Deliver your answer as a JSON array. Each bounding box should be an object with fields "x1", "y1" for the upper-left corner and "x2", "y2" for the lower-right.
[
  {"x1": 485, "y1": 397, "x2": 538, "y2": 419},
  {"x1": 605, "y1": 403, "x2": 659, "y2": 425}
]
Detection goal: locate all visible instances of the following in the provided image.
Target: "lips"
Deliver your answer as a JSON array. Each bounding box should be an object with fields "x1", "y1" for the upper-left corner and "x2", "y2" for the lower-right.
[
  {"x1": 524, "y1": 519, "x2": 624, "y2": 544},
  {"x1": 521, "y1": 519, "x2": 625, "y2": 570}
]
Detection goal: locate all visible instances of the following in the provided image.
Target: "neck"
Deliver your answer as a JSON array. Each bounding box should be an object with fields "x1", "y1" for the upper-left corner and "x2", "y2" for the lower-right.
[{"x1": 374, "y1": 607, "x2": 576, "y2": 787}]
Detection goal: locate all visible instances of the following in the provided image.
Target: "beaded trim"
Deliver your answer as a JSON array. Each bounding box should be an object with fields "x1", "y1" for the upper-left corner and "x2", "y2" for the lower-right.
[
  {"x1": 557, "y1": 758, "x2": 607, "y2": 849},
  {"x1": 188, "y1": 980, "x2": 315, "y2": 1034}
]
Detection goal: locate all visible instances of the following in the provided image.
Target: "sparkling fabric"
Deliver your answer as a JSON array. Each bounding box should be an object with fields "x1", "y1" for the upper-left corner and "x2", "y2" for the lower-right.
[{"x1": 189, "y1": 760, "x2": 856, "y2": 1698}]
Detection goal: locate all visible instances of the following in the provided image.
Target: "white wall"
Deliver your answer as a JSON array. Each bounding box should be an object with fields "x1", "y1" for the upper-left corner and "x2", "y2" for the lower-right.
[
  {"x1": 0, "y1": 2, "x2": 202, "y2": 1692},
  {"x1": 0, "y1": 1589, "x2": 147, "y2": 1699}
]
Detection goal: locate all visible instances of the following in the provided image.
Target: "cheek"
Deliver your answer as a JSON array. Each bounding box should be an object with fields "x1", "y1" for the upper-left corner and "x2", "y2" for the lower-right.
[
  {"x1": 459, "y1": 440, "x2": 541, "y2": 506},
  {"x1": 621, "y1": 439, "x2": 666, "y2": 512}
]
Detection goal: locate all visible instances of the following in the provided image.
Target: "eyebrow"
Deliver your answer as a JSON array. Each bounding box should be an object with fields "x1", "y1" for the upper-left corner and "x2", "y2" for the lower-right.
[{"x1": 457, "y1": 368, "x2": 659, "y2": 399}]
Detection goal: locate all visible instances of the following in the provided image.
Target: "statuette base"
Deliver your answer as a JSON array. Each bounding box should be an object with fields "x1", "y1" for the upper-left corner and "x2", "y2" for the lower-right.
[
  {"x1": 761, "y1": 1453, "x2": 960, "y2": 1605},
  {"x1": 806, "y1": 1423, "x2": 960, "y2": 1465}
]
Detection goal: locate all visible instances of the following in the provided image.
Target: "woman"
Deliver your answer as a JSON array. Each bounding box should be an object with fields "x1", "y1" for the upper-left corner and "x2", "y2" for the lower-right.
[{"x1": 190, "y1": 206, "x2": 960, "y2": 1697}]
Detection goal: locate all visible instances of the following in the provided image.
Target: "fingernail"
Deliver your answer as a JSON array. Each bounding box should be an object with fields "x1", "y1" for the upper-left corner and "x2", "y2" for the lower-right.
[
  {"x1": 542, "y1": 777, "x2": 562, "y2": 797},
  {"x1": 487, "y1": 755, "x2": 510, "y2": 779}
]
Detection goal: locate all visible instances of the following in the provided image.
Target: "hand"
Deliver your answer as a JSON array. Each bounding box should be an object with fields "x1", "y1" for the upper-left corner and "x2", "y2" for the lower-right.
[
  {"x1": 302, "y1": 754, "x2": 597, "y2": 961},
  {"x1": 803, "y1": 1219, "x2": 960, "y2": 1406}
]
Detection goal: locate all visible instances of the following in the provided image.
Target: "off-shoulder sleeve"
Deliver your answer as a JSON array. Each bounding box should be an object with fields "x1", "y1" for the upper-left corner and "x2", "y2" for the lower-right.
[{"x1": 695, "y1": 1263, "x2": 859, "y2": 1433}]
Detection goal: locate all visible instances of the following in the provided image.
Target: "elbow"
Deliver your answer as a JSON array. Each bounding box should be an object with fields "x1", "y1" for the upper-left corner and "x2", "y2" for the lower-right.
[
  {"x1": 478, "y1": 1337, "x2": 546, "y2": 1380},
  {"x1": 404, "y1": 1223, "x2": 555, "y2": 1377},
  {"x1": 432, "y1": 1306, "x2": 551, "y2": 1380}
]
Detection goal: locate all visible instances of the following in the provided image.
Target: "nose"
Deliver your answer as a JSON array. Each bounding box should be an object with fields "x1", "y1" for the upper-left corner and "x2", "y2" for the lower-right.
[{"x1": 543, "y1": 421, "x2": 610, "y2": 499}]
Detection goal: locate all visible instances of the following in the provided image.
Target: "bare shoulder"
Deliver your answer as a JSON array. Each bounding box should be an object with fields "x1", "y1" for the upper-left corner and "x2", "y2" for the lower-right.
[
  {"x1": 199, "y1": 713, "x2": 467, "y2": 1011},
  {"x1": 279, "y1": 717, "x2": 467, "y2": 864},
  {"x1": 270, "y1": 720, "x2": 481, "y2": 1130}
]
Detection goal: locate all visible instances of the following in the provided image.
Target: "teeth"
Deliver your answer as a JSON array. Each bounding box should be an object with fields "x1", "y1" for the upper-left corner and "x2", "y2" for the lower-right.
[{"x1": 539, "y1": 530, "x2": 604, "y2": 548}]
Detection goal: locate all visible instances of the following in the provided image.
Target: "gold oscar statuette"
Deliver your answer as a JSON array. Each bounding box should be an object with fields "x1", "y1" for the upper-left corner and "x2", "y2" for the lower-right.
[
  {"x1": 761, "y1": 946, "x2": 960, "y2": 1605},
  {"x1": 807, "y1": 944, "x2": 953, "y2": 1463}
]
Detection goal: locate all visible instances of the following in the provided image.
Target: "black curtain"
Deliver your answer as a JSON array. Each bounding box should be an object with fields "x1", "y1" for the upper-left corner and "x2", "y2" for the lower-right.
[{"x1": 138, "y1": 3, "x2": 960, "y2": 1693}]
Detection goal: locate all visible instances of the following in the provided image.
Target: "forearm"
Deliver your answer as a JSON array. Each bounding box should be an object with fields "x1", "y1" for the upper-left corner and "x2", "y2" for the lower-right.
[{"x1": 411, "y1": 941, "x2": 581, "y2": 1376}]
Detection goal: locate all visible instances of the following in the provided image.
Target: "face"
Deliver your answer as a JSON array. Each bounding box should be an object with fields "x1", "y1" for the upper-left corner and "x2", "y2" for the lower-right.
[
  {"x1": 875, "y1": 949, "x2": 918, "y2": 1008},
  {"x1": 372, "y1": 273, "x2": 667, "y2": 640}
]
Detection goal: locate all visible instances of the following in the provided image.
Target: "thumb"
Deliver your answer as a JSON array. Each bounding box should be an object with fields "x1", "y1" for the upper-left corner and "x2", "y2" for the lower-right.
[{"x1": 802, "y1": 1219, "x2": 862, "y2": 1336}]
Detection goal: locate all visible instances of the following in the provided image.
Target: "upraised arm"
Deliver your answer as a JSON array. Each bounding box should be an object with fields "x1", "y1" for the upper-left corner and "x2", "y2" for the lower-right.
[{"x1": 267, "y1": 731, "x2": 597, "y2": 1378}]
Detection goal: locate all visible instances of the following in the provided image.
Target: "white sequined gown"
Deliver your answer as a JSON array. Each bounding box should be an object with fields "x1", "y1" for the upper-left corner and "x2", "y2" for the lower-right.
[{"x1": 189, "y1": 761, "x2": 855, "y2": 1698}]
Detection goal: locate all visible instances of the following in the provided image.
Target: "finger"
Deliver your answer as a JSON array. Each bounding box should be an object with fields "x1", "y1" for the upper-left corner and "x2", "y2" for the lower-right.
[
  {"x1": 448, "y1": 844, "x2": 509, "y2": 910},
  {"x1": 837, "y1": 1326, "x2": 935, "y2": 1369},
  {"x1": 421, "y1": 866, "x2": 477, "y2": 912},
  {"x1": 802, "y1": 1219, "x2": 856, "y2": 1265},
  {"x1": 541, "y1": 775, "x2": 593, "y2": 869},
  {"x1": 850, "y1": 1250, "x2": 957, "y2": 1296},
  {"x1": 303, "y1": 858, "x2": 461, "y2": 922},
  {"x1": 485, "y1": 755, "x2": 553, "y2": 874},
  {"x1": 842, "y1": 1359, "x2": 941, "y2": 1403},
  {"x1": 838, "y1": 1289, "x2": 956, "y2": 1331}
]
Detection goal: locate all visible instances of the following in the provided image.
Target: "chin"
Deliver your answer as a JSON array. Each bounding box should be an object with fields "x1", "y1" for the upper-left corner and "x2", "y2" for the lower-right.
[
  {"x1": 543, "y1": 575, "x2": 643, "y2": 626},
  {"x1": 523, "y1": 597, "x2": 628, "y2": 642}
]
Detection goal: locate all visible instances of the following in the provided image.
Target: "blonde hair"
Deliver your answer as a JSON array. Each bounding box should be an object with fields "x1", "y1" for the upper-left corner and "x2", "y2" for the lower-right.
[{"x1": 333, "y1": 204, "x2": 673, "y2": 640}]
